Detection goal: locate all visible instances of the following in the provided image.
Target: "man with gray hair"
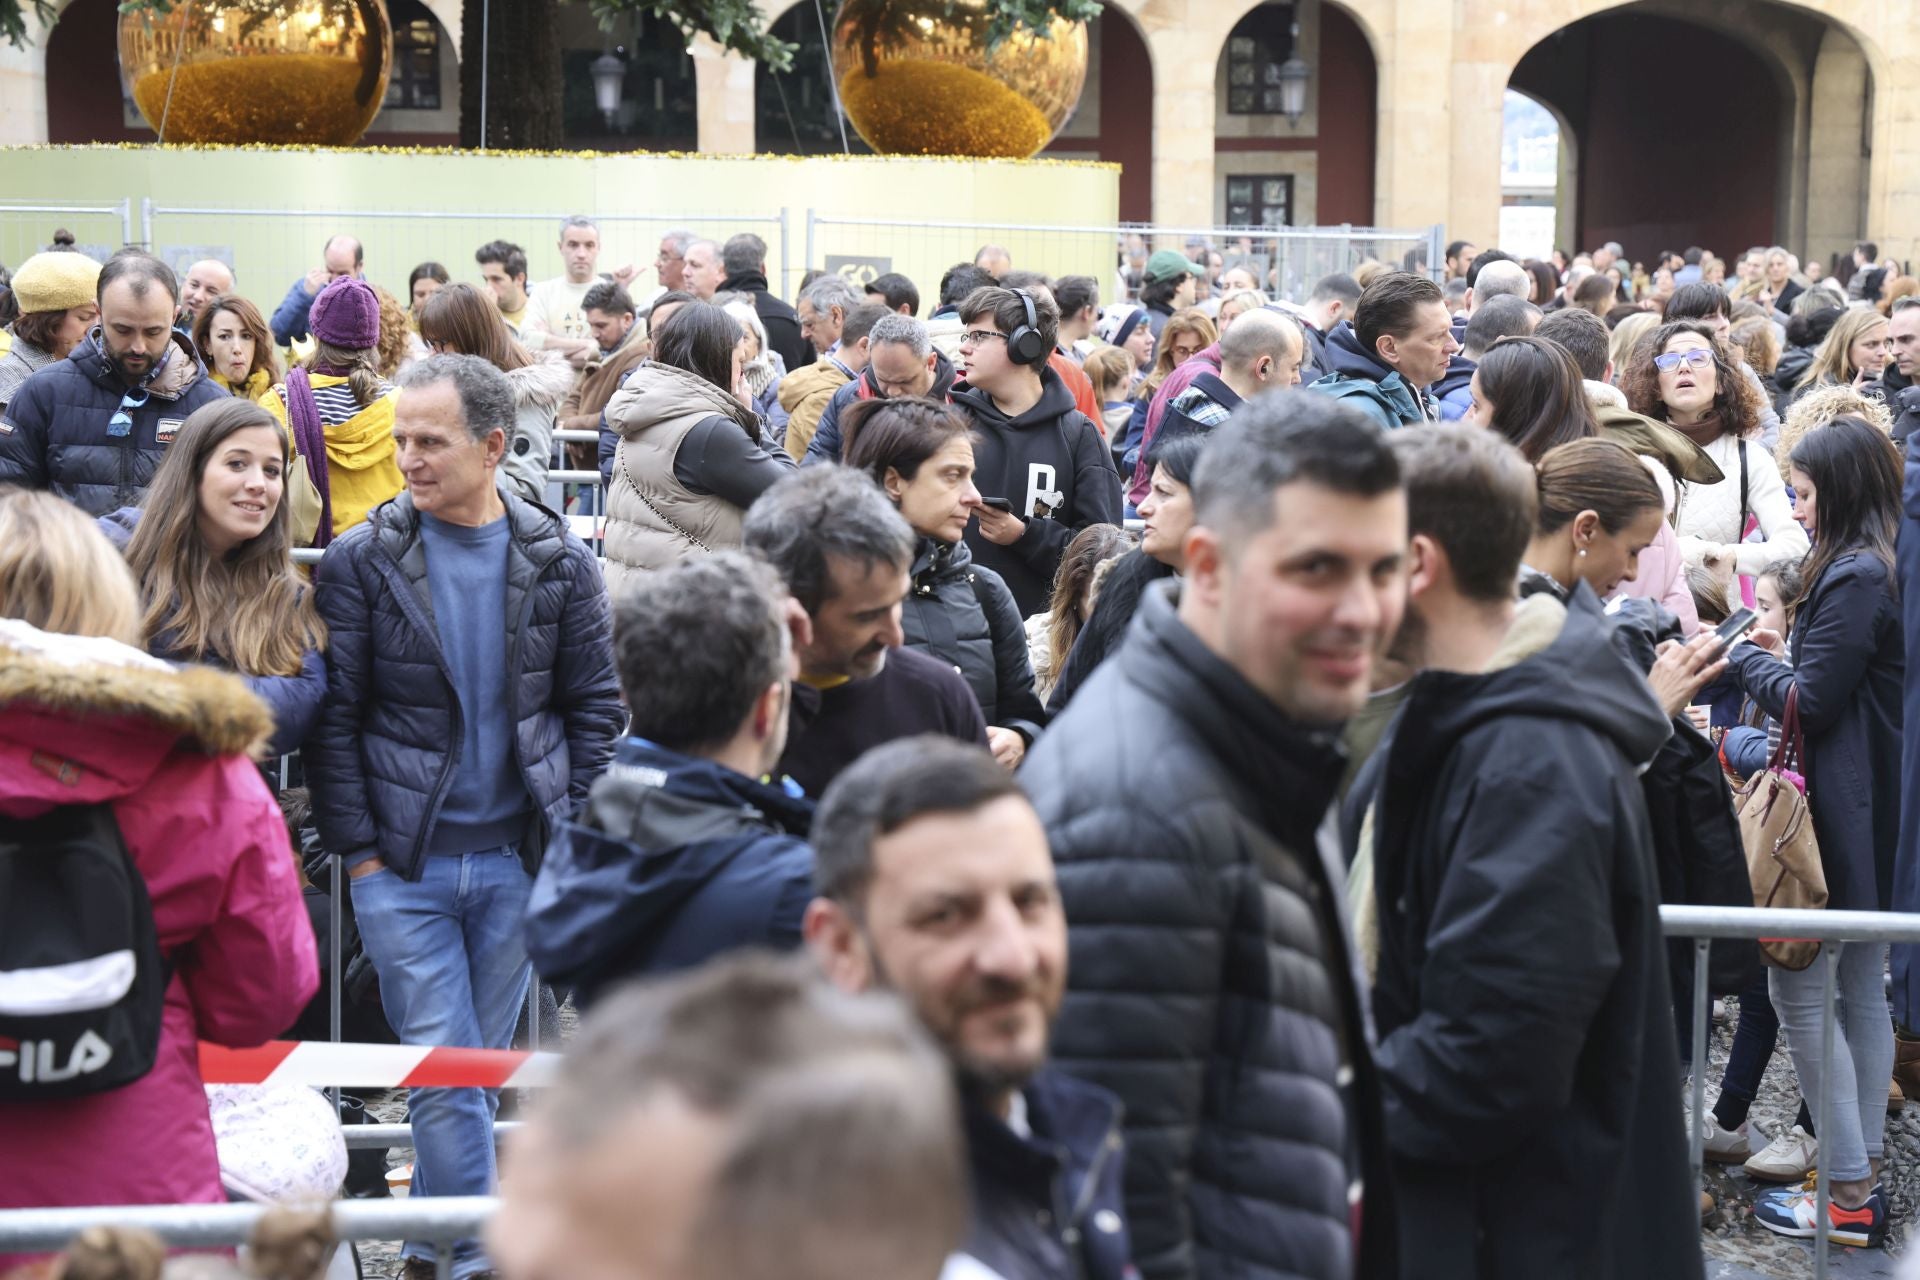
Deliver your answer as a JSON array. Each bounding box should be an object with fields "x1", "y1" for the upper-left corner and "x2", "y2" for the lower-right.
[
  {"x1": 650, "y1": 227, "x2": 695, "y2": 303},
  {"x1": 720, "y1": 231, "x2": 809, "y2": 374},
  {"x1": 489, "y1": 952, "x2": 968, "y2": 1280},
  {"x1": 526, "y1": 550, "x2": 814, "y2": 1006},
  {"x1": 310, "y1": 352, "x2": 622, "y2": 1280},
  {"x1": 524, "y1": 214, "x2": 628, "y2": 369},
  {"x1": 682, "y1": 237, "x2": 726, "y2": 301},
  {"x1": 1467, "y1": 258, "x2": 1530, "y2": 313},
  {"x1": 797, "y1": 273, "x2": 864, "y2": 358},
  {"x1": 744, "y1": 465, "x2": 988, "y2": 796},
  {"x1": 803, "y1": 311, "x2": 960, "y2": 465}
]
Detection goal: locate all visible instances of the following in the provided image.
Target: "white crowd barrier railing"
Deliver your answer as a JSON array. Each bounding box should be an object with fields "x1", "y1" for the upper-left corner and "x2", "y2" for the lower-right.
[
  {"x1": 0, "y1": 907, "x2": 1908, "y2": 1276},
  {"x1": 0, "y1": 200, "x2": 133, "y2": 272}
]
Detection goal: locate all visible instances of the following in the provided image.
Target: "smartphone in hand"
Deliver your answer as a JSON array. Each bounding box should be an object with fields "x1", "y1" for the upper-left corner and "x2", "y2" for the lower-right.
[{"x1": 1714, "y1": 606, "x2": 1758, "y2": 650}]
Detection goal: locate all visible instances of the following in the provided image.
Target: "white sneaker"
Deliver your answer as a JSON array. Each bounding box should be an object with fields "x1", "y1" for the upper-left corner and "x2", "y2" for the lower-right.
[
  {"x1": 1744, "y1": 1125, "x2": 1817, "y2": 1183},
  {"x1": 1698, "y1": 1115, "x2": 1751, "y2": 1163}
]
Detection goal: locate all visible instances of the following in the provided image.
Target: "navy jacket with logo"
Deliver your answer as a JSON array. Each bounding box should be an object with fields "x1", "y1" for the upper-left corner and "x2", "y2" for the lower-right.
[{"x1": 0, "y1": 329, "x2": 226, "y2": 515}]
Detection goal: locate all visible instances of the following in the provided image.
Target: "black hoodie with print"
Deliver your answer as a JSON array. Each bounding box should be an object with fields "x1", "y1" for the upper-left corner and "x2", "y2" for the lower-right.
[{"x1": 951, "y1": 363, "x2": 1123, "y2": 615}]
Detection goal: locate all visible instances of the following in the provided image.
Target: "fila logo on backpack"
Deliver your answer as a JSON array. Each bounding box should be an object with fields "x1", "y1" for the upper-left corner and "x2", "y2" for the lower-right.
[{"x1": 0, "y1": 804, "x2": 166, "y2": 1099}]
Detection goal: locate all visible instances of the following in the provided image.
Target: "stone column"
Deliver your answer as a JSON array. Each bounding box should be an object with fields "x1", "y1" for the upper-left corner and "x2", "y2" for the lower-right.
[
  {"x1": 0, "y1": 17, "x2": 52, "y2": 146},
  {"x1": 1371, "y1": 0, "x2": 1458, "y2": 237},
  {"x1": 1138, "y1": 0, "x2": 1222, "y2": 234},
  {"x1": 691, "y1": 32, "x2": 756, "y2": 155},
  {"x1": 1804, "y1": 28, "x2": 1869, "y2": 268}
]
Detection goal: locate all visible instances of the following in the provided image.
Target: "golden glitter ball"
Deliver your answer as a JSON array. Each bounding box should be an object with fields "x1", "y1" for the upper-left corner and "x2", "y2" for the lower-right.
[
  {"x1": 118, "y1": 1, "x2": 393, "y2": 147},
  {"x1": 829, "y1": 0, "x2": 1088, "y2": 158}
]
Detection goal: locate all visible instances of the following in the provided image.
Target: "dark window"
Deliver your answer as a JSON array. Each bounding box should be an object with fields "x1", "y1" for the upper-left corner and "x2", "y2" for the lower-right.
[
  {"x1": 1225, "y1": 4, "x2": 1298, "y2": 116},
  {"x1": 753, "y1": 7, "x2": 871, "y2": 154},
  {"x1": 384, "y1": 0, "x2": 441, "y2": 111},
  {"x1": 1226, "y1": 175, "x2": 1293, "y2": 228}
]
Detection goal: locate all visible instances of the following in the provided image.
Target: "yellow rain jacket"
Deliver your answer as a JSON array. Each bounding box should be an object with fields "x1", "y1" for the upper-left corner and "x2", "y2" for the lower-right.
[{"x1": 263, "y1": 374, "x2": 404, "y2": 540}]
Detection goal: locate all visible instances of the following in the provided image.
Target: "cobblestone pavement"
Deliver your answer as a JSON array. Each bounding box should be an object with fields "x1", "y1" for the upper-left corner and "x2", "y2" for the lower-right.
[{"x1": 1699, "y1": 995, "x2": 1910, "y2": 1278}]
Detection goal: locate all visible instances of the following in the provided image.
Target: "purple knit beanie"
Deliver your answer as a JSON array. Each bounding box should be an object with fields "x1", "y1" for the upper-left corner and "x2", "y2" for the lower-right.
[{"x1": 310, "y1": 277, "x2": 381, "y2": 350}]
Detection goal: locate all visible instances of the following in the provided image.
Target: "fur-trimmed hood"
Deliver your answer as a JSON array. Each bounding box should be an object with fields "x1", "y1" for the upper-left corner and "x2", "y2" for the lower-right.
[{"x1": 0, "y1": 618, "x2": 272, "y2": 761}]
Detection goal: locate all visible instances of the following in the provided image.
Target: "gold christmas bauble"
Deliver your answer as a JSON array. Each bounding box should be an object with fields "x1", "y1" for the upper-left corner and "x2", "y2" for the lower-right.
[
  {"x1": 829, "y1": 0, "x2": 1088, "y2": 158},
  {"x1": 118, "y1": 1, "x2": 393, "y2": 146}
]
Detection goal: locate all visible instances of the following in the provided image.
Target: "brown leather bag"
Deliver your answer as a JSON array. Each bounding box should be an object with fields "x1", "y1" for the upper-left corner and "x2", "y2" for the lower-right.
[{"x1": 1735, "y1": 686, "x2": 1827, "y2": 970}]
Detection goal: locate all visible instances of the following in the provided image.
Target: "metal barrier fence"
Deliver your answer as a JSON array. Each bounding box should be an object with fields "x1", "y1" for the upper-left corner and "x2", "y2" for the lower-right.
[
  {"x1": 0, "y1": 1197, "x2": 497, "y2": 1280},
  {"x1": 0, "y1": 200, "x2": 132, "y2": 272},
  {"x1": 0, "y1": 906, "x2": 1907, "y2": 1276},
  {"x1": 805, "y1": 212, "x2": 1444, "y2": 307},
  {"x1": 139, "y1": 203, "x2": 795, "y2": 314}
]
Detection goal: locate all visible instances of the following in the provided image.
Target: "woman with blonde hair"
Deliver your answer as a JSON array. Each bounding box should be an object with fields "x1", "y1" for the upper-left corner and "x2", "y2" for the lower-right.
[
  {"x1": 1786, "y1": 306, "x2": 1889, "y2": 411},
  {"x1": 1083, "y1": 343, "x2": 1137, "y2": 438},
  {"x1": 1609, "y1": 311, "x2": 1660, "y2": 386},
  {"x1": 1215, "y1": 287, "x2": 1268, "y2": 333},
  {"x1": 0, "y1": 491, "x2": 315, "y2": 1274},
  {"x1": 1728, "y1": 315, "x2": 1781, "y2": 399},
  {"x1": 261, "y1": 276, "x2": 402, "y2": 547},
  {"x1": 418, "y1": 282, "x2": 570, "y2": 507},
  {"x1": 99, "y1": 397, "x2": 328, "y2": 759},
  {"x1": 1774, "y1": 382, "x2": 1895, "y2": 484},
  {"x1": 1116, "y1": 309, "x2": 1218, "y2": 504},
  {"x1": 371, "y1": 283, "x2": 417, "y2": 380},
  {"x1": 192, "y1": 293, "x2": 280, "y2": 402}
]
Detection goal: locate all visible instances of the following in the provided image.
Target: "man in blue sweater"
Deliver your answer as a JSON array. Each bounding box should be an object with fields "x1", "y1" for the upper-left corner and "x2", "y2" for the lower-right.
[
  {"x1": 309, "y1": 353, "x2": 621, "y2": 1280},
  {"x1": 271, "y1": 233, "x2": 363, "y2": 347}
]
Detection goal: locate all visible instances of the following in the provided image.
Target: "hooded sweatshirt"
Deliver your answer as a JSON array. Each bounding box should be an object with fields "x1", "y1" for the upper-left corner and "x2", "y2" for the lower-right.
[
  {"x1": 951, "y1": 363, "x2": 1123, "y2": 615},
  {"x1": 500, "y1": 356, "x2": 574, "y2": 506},
  {"x1": 263, "y1": 373, "x2": 404, "y2": 540},
  {"x1": 1307, "y1": 320, "x2": 1434, "y2": 428},
  {"x1": 525, "y1": 737, "x2": 814, "y2": 1007}
]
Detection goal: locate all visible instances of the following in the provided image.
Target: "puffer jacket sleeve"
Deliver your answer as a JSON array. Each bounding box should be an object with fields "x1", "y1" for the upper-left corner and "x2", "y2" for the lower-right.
[
  {"x1": 552, "y1": 542, "x2": 623, "y2": 801},
  {"x1": 1733, "y1": 439, "x2": 1809, "y2": 577},
  {"x1": 971, "y1": 564, "x2": 1047, "y2": 742},
  {"x1": 1376, "y1": 767, "x2": 1623, "y2": 1164},
  {"x1": 1048, "y1": 800, "x2": 1237, "y2": 1276},
  {"x1": 307, "y1": 536, "x2": 381, "y2": 860},
  {"x1": 1721, "y1": 725, "x2": 1772, "y2": 779},
  {"x1": 0, "y1": 371, "x2": 51, "y2": 490},
  {"x1": 245, "y1": 645, "x2": 329, "y2": 759},
  {"x1": 178, "y1": 757, "x2": 320, "y2": 1044}
]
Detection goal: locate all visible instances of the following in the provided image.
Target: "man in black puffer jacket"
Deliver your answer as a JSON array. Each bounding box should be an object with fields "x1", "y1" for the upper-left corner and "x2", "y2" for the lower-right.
[
  {"x1": 0, "y1": 251, "x2": 225, "y2": 514},
  {"x1": 308, "y1": 354, "x2": 622, "y2": 1280},
  {"x1": 1022, "y1": 393, "x2": 1405, "y2": 1280}
]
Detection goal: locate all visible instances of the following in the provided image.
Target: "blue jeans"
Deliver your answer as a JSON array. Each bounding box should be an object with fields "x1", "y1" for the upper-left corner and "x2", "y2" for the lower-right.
[{"x1": 351, "y1": 846, "x2": 533, "y2": 1278}]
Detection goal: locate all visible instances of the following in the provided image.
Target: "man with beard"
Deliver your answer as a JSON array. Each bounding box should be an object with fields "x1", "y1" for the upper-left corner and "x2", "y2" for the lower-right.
[
  {"x1": 807, "y1": 735, "x2": 1134, "y2": 1280},
  {"x1": 0, "y1": 249, "x2": 224, "y2": 514},
  {"x1": 1021, "y1": 392, "x2": 1406, "y2": 1280},
  {"x1": 744, "y1": 465, "x2": 989, "y2": 797}
]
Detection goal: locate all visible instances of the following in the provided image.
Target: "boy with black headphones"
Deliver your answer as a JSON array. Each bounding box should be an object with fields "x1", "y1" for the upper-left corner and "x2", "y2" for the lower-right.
[{"x1": 951, "y1": 285, "x2": 1123, "y2": 615}]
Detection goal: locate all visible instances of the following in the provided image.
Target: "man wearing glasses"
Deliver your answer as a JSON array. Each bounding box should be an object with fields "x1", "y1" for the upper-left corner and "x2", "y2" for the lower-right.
[
  {"x1": 950, "y1": 285, "x2": 1122, "y2": 616},
  {"x1": 0, "y1": 250, "x2": 224, "y2": 515}
]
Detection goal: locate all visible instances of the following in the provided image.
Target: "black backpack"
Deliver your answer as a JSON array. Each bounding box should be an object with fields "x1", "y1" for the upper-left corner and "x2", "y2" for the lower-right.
[{"x1": 0, "y1": 804, "x2": 167, "y2": 1099}]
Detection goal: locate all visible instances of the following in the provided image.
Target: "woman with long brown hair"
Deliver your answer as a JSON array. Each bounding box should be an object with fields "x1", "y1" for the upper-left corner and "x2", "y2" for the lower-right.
[
  {"x1": 192, "y1": 293, "x2": 280, "y2": 402},
  {"x1": 418, "y1": 282, "x2": 571, "y2": 507},
  {"x1": 100, "y1": 397, "x2": 328, "y2": 758}
]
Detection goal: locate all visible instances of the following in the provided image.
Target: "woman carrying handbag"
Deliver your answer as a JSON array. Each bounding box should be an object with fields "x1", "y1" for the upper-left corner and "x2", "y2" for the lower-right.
[{"x1": 1726, "y1": 416, "x2": 1904, "y2": 1248}]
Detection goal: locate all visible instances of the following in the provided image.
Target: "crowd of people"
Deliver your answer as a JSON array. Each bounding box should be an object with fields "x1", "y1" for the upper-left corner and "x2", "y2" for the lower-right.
[{"x1": 0, "y1": 214, "x2": 1918, "y2": 1280}]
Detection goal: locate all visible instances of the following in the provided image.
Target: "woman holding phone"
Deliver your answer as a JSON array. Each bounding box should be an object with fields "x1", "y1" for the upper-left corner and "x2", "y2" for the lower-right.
[{"x1": 1729, "y1": 417, "x2": 1903, "y2": 1248}]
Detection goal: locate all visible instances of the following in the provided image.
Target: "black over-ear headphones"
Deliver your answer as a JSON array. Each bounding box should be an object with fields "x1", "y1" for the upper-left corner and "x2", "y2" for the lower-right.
[{"x1": 1006, "y1": 288, "x2": 1048, "y2": 367}]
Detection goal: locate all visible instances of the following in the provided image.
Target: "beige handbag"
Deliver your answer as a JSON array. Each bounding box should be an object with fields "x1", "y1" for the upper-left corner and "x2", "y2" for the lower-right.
[
  {"x1": 287, "y1": 452, "x2": 325, "y2": 548},
  {"x1": 1734, "y1": 686, "x2": 1827, "y2": 970}
]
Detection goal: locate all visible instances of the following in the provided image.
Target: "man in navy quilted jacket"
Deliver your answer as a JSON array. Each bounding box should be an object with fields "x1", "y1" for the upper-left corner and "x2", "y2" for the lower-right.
[{"x1": 308, "y1": 352, "x2": 622, "y2": 1280}]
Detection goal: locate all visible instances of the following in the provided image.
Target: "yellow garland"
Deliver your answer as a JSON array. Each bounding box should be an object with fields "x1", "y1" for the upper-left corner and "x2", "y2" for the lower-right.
[{"x1": 0, "y1": 141, "x2": 1118, "y2": 169}]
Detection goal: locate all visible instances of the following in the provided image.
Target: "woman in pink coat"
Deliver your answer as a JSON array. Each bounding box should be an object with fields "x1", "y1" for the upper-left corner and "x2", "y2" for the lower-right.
[{"x1": 0, "y1": 491, "x2": 317, "y2": 1272}]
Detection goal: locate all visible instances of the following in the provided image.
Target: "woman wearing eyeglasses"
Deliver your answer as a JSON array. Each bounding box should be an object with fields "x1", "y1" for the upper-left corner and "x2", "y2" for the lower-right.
[{"x1": 1623, "y1": 320, "x2": 1808, "y2": 576}]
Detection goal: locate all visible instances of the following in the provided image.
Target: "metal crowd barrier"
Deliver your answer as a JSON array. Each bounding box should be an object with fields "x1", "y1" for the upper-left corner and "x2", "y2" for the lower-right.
[
  {"x1": 0, "y1": 906, "x2": 1909, "y2": 1276},
  {"x1": 1664, "y1": 905, "x2": 1920, "y2": 1277},
  {"x1": 0, "y1": 1197, "x2": 497, "y2": 1280}
]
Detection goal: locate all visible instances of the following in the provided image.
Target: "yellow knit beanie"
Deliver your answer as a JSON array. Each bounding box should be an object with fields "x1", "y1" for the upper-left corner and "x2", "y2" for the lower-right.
[{"x1": 12, "y1": 251, "x2": 102, "y2": 314}]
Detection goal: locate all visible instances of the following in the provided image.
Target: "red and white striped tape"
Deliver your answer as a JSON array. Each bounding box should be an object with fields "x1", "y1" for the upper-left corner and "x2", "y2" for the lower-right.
[{"x1": 199, "y1": 1040, "x2": 561, "y2": 1089}]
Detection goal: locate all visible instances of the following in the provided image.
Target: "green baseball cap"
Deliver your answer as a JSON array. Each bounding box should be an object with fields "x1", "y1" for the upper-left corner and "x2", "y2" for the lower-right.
[{"x1": 1144, "y1": 249, "x2": 1205, "y2": 284}]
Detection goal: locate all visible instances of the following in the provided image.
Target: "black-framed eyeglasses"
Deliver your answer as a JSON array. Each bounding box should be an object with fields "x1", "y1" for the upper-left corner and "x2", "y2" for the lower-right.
[
  {"x1": 961, "y1": 330, "x2": 1008, "y2": 348},
  {"x1": 1653, "y1": 349, "x2": 1714, "y2": 373},
  {"x1": 108, "y1": 387, "x2": 149, "y2": 438}
]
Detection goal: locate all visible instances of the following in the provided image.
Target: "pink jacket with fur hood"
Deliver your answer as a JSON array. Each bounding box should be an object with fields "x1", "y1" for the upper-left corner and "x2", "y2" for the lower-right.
[{"x1": 0, "y1": 620, "x2": 317, "y2": 1260}]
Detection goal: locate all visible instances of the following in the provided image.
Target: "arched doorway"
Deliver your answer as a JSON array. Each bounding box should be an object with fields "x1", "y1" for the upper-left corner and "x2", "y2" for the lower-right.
[
  {"x1": 1499, "y1": 89, "x2": 1571, "y2": 262},
  {"x1": 1507, "y1": 0, "x2": 1873, "y2": 270},
  {"x1": 1210, "y1": 0, "x2": 1375, "y2": 229},
  {"x1": 45, "y1": 0, "x2": 148, "y2": 143},
  {"x1": 1041, "y1": 4, "x2": 1153, "y2": 222}
]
